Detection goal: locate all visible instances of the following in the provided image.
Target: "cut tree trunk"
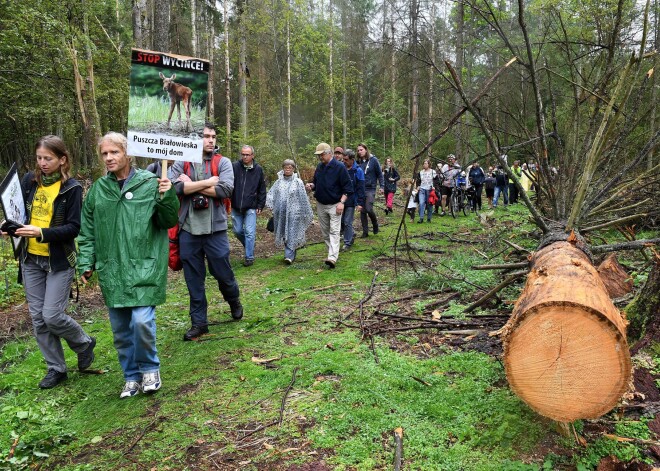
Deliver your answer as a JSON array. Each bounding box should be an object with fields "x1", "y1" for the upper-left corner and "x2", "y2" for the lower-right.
[{"x1": 503, "y1": 241, "x2": 631, "y2": 422}]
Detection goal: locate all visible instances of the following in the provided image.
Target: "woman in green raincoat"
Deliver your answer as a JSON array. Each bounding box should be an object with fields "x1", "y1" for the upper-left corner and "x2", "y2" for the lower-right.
[{"x1": 78, "y1": 132, "x2": 179, "y2": 399}]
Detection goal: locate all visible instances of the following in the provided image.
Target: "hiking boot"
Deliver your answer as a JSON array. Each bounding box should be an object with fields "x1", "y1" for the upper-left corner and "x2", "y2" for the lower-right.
[
  {"x1": 230, "y1": 300, "x2": 244, "y2": 320},
  {"x1": 39, "y1": 369, "x2": 68, "y2": 389},
  {"x1": 243, "y1": 258, "x2": 254, "y2": 267},
  {"x1": 78, "y1": 337, "x2": 96, "y2": 371},
  {"x1": 183, "y1": 325, "x2": 209, "y2": 341},
  {"x1": 142, "y1": 371, "x2": 161, "y2": 394},
  {"x1": 284, "y1": 258, "x2": 293, "y2": 265},
  {"x1": 361, "y1": 233, "x2": 369, "y2": 238},
  {"x1": 120, "y1": 381, "x2": 141, "y2": 399},
  {"x1": 324, "y1": 259, "x2": 336, "y2": 269},
  {"x1": 373, "y1": 225, "x2": 379, "y2": 235}
]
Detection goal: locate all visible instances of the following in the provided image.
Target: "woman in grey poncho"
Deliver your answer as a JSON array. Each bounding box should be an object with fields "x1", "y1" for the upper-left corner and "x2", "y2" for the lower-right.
[{"x1": 266, "y1": 159, "x2": 314, "y2": 264}]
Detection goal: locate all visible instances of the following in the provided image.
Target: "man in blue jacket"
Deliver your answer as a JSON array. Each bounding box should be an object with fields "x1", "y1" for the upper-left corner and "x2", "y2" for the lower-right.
[
  {"x1": 305, "y1": 142, "x2": 353, "y2": 268},
  {"x1": 356, "y1": 143, "x2": 384, "y2": 237},
  {"x1": 231, "y1": 145, "x2": 267, "y2": 266},
  {"x1": 341, "y1": 149, "x2": 365, "y2": 250}
]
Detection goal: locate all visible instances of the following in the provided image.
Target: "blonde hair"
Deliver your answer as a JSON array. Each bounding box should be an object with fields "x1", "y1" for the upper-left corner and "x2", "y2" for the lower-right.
[{"x1": 98, "y1": 132, "x2": 132, "y2": 163}]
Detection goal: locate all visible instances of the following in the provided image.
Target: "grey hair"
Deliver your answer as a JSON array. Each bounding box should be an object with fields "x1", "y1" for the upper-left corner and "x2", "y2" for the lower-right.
[
  {"x1": 99, "y1": 132, "x2": 132, "y2": 163},
  {"x1": 282, "y1": 159, "x2": 296, "y2": 169},
  {"x1": 241, "y1": 145, "x2": 255, "y2": 155}
]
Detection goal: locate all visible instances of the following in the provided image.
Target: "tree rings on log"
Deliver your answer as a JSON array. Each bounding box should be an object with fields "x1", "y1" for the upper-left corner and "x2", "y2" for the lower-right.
[{"x1": 503, "y1": 242, "x2": 631, "y2": 422}]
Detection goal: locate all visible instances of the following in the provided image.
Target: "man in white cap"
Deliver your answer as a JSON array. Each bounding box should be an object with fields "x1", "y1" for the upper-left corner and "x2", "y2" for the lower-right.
[{"x1": 305, "y1": 142, "x2": 353, "y2": 268}]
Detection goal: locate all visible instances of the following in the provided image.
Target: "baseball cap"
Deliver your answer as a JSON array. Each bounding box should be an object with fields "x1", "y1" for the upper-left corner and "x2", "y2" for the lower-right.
[
  {"x1": 314, "y1": 143, "x2": 332, "y2": 155},
  {"x1": 334, "y1": 146, "x2": 345, "y2": 155}
]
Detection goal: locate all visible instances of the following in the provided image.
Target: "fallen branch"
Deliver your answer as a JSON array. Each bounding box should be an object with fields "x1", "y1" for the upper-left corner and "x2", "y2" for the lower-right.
[
  {"x1": 403, "y1": 243, "x2": 446, "y2": 254},
  {"x1": 581, "y1": 213, "x2": 648, "y2": 232},
  {"x1": 125, "y1": 417, "x2": 162, "y2": 454},
  {"x1": 410, "y1": 376, "x2": 432, "y2": 387},
  {"x1": 278, "y1": 367, "x2": 299, "y2": 426},
  {"x1": 394, "y1": 427, "x2": 404, "y2": 471},
  {"x1": 472, "y1": 262, "x2": 530, "y2": 270},
  {"x1": 502, "y1": 239, "x2": 530, "y2": 253},
  {"x1": 591, "y1": 238, "x2": 660, "y2": 254},
  {"x1": 463, "y1": 270, "x2": 529, "y2": 313},
  {"x1": 282, "y1": 283, "x2": 344, "y2": 301},
  {"x1": 373, "y1": 288, "x2": 453, "y2": 307}
]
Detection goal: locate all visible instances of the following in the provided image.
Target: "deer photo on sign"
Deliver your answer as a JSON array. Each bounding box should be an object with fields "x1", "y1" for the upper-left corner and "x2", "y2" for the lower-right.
[{"x1": 159, "y1": 72, "x2": 192, "y2": 131}]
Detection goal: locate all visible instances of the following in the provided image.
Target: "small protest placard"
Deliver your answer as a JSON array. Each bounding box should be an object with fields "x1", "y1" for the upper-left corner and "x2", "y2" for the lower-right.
[
  {"x1": 0, "y1": 163, "x2": 26, "y2": 256},
  {"x1": 127, "y1": 48, "x2": 209, "y2": 164}
]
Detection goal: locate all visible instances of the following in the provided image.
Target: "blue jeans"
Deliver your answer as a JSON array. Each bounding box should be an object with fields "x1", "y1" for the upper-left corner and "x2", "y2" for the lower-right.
[
  {"x1": 493, "y1": 185, "x2": 509, "y2": 207},
  {"x1": 231, "y1": 209, "x2": 257, "y2": 261},
  {"x1": 341, "y1": 206, "x2": 356, "y2": 246},
  {"x1": 179, "y1": 230, "x2": 240, "y2": 327},
  {"x1": 284, "y1": 244, "x2": 296, "y2": 261},
  {"x1": 418, "y1": 188, "x2": 432, "y2": 221},
  {"x1": 108, "y1": 306, "x2": 160, "y2": 381}
]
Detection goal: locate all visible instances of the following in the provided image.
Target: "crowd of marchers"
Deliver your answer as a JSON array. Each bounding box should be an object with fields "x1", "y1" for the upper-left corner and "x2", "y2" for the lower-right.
[{"x1": 1, "y1": 125, "x2": 537, "y2": 399}]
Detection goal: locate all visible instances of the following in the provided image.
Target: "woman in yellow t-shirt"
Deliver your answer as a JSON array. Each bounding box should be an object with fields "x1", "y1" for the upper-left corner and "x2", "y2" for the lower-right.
[{"x1": 6, "y1": 136, "x2": 96, "y2": 389}]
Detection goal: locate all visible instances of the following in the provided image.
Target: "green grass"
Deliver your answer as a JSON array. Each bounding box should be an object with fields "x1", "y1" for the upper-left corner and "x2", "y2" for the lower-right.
[
  {"x1": 0, "y1": 203, "x2": 656, "y2": 469},
  {"x1": 128, "y1": 94, "x2": 206, "y2": 133}
]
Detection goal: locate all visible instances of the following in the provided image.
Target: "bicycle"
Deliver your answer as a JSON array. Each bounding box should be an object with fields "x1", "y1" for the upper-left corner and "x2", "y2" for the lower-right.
[{"x1": 450, "y1": 173, "x2": 468, "y2": 218}]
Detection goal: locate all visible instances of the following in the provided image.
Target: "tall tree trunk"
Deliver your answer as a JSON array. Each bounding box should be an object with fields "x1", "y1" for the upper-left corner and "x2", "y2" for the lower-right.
[
  {"x1": 328, "y1": 0, "x2": 334, "y2": 147},
  {"x1": 191, "y1": 0, "x2": 198, "y2": 57},
  {"x1": 238, "y1": 0, "x2": 248, "y2": 139},
  {"x1": 68, "y1": 3, "x2": 102, "y2": 171},
  {"x1": 153, "y1": 0, "x2": 170, "y2": 52},
  {"x1": 287, "y1": 8, "x2": 293, "y2": 154},
  {"x1": 649, "y1": 0, "x2": 658, "y2": 170},
  {"x1": 410, "y1": 0, "x2": 419, "y2": 153},
  {"x1": 224, "y1": 0, "x2": 232, "y2": 152},
  {"x1": 132, "y1": 0, "x2": 147, "y2": 48},
  {"x1": 455, "y1": 0, "x2": 464, "y2": 157},
  {"x1": 390, "y1": 16, "x2": 396, "y2": 153},
  {"x1": 428, "y1": 3, "x2": 435, "y2": 155},
  {"x1": 206, "y1": 5, "x2": 214, "y2": 121}
]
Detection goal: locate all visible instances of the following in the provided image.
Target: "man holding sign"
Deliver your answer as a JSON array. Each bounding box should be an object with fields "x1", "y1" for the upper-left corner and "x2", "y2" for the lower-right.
[
  {"x1": 170, "y1": 123, "x2": 243, "y2": 341},
  {"x1": 78, "y1": 132, "x2": 179, "y2": 399}
]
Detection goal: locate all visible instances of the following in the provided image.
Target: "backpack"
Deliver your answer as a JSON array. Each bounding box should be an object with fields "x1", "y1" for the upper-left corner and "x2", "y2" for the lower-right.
[{"x1": 168, "y1": 154, "x2": 231, "y2": 271}]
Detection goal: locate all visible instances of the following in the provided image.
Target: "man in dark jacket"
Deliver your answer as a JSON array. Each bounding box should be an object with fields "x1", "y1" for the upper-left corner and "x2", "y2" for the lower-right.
[
  {"x1": 305, "y1": 142, "x2": 353, "y2": 268},
  {"x1": 231, "y1": 145, "x2": 267, "y2": 266},
  {"x1": 341, "y1": 149, "x2": 365, "y2": 250},
  {"x1": 468, "y1": 162, "x2": 485, "y2": 211},
  {"x1": 356, "y1": 143, "x2": 383, "y2": 237},
  {"x1": 493, "y1": 164, "x2": 509, "y2": 208}
]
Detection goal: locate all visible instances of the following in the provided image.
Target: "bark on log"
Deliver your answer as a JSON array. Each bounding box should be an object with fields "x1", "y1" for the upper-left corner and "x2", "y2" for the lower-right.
[{"x1": 503, "y1": 241, "x2": 631, "y2": 422}]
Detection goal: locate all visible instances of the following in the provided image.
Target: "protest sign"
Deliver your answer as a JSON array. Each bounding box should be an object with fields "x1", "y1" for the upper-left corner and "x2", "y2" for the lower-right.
[
  {"x1": 127, "y1": 48, "x2": 209, "y2": 164},
  {"x1": 0, "y1": 163, "x2": 26, "y2": 256}
]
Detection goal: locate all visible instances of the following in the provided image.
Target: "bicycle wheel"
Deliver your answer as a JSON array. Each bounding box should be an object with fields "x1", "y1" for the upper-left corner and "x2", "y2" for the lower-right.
[
  {"x1": 450, "y1": 191, "x2": 457, "y2": 218},
  {"x1": 461, "y1": 192, "x2": 468, "y2": 216}
]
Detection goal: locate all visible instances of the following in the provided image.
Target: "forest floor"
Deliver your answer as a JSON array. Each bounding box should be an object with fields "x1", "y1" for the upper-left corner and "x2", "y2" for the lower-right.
[{"x1": 0, "y1": 200, "x2": 659, "y2": 470}]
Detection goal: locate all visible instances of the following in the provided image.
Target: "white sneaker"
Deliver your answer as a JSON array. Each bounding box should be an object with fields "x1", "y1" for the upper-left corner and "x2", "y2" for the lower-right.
[
  {"x1": 284, "y1": 258, "x2": 292, "y2": 265},
  {"x1": 120, "y1": 381, "x2": 141, "y2": 399},
  {"x1": 142, "y1": 371, "x2": 161, "y2": 393}
]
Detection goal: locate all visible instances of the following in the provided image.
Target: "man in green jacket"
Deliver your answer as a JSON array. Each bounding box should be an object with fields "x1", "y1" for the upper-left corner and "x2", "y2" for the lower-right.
[{"x1": 78, "y1": 132, "x2": 179, "y2": 399}]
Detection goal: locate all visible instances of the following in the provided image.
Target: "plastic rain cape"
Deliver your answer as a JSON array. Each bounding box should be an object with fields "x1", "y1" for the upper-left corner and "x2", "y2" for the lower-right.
[{"x1": 266, "y1": 171, "x2": 314, "y2": 249}]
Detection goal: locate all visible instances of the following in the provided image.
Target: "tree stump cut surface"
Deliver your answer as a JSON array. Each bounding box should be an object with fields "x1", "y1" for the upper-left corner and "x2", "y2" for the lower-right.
[{"x1": 503, "y1": 242, "x2": 631, "y2": 422}]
